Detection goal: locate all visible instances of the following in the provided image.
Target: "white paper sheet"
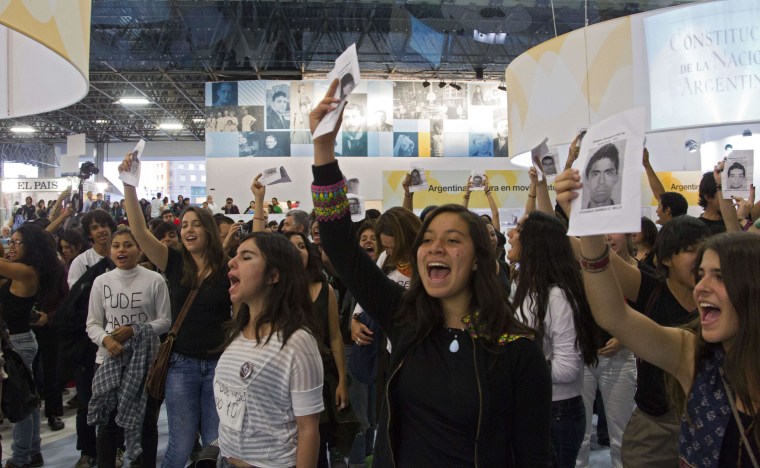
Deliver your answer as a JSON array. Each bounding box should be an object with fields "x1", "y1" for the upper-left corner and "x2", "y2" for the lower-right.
[
  {"x1": 348, "y1": 194, "x2": 365, "y2": 222},
  {"x1": 531, "y1": 138, "x2": 549, "y2": 181},
  {"x1": 721, "y1": 150, "x2": 753, "y2": 200},
  {"x1": 567, "y1": 108, "x2": 645, "y2": 236},
  {"x1": 118, "y1": 140, "x2": 145, "y2": 187},
  {"x1": 409, "y1": 164, "x2": 428, "y2": 193},
  {"x1": 259, "y1": 166, "x2": 292, "y2": 186},
  {"x1": 312, "y1": 44, "x2": 361, "y2": 140}
]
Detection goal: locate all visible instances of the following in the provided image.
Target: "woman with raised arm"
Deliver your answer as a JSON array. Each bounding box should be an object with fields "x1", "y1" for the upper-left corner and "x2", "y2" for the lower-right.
[
  {"x1": 310, "y1": 80, "x2": 551, "y2": 466},
  {"x1": 507, "y1": 211, "x2": 600, "y2": 467},
  {"x1": 556, "y1": 168, "x2": 760, "y2": 466},
  {"x1": 1, "y1": 223, "x2": 64, "y2": 468},
  {"x1": 118, "y1": 154, "x2": 232, "y2": 468}
]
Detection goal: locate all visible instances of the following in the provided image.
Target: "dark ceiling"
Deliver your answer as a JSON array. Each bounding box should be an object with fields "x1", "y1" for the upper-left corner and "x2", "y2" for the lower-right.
[{"x1": 0, "y1": 0, "x2": 693, "y2": 150}]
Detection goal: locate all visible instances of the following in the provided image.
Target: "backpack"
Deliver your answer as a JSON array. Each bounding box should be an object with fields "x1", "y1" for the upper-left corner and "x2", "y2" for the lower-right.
[{"x1": 52, "y1": 256, "x2": 114, "y2": 334}]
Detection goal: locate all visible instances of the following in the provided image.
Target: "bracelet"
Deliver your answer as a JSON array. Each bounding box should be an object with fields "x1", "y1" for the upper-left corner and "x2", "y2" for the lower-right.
[
  {"x1": 716, "y1": 183, "x2": 722, "y2": 191},
  {"x1": 484, "y1": 190, "x2": 492, "y2": 196},
  {"x1": 528, "y1": 194, "x2": 537, "y2": 198},
  {"x1": 253, "y1": 216, "x2": 265, "y2": 220},
  {"x1": 579, "y1": 244, "x2": 611, "y2": 273},
  {"x1": 463, "y1": 196, "x2": 470, "y2": 200}
]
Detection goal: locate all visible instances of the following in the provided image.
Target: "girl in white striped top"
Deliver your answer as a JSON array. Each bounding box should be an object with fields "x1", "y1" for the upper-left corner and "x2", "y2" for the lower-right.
[{"x1": 216, "y1": 232, "x2": 325, "y2": 468}]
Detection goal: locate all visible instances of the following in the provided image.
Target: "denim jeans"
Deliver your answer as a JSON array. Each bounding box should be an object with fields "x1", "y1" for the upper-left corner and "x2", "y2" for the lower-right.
[
  {"x1": 161, "y1": 352, "x2": 219, "y2": 468},
  {"x1": 346, "y1": 366, "x2": 370, "y2": 465},
  {"x1": 576, "y1": 349, "x2": 636, "y2": 468},
  {"x1": 9, "y1": 331, "x2": 41, "y2": 466},
  {"x1": 550, "y1": 395, "x2": 586, "y2": 468}
]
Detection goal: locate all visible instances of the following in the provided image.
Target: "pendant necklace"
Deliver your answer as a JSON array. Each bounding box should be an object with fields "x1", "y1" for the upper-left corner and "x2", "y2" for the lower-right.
[{"x1": 444, "y1": 327, "x2": 464, "y2": 353}]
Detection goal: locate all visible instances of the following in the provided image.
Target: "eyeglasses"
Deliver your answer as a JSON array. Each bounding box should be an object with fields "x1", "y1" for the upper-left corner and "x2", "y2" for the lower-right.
[{"x1": 9, "y1": 239, "x2": 24, "y2": 246}]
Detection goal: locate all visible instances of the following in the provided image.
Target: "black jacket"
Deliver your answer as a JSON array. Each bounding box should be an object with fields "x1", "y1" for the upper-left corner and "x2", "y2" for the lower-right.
[{"x1": 313, "y1": 161, "x2": 552, "y2": 467}]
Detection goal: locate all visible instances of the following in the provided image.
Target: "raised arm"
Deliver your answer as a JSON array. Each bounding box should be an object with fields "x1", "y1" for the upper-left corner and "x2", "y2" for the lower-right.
[
  {"x1": 533, "y1": 170, "x2": 554, "y2": 215},
  {"x1": 642, "y1": 148, "x2": 666, "y2": 202},
  {"x1": 250, "y1": 174, "x2": 268, "y2": 233},
  {"x1": 46, "y1": 205, "x2": 74, "y2": 234},
  {"x1": 462, "y1": 176, "x2": 472, "y2": 208},
  {"x1": 48, "y1": 188, "x2": 71, "y2": 223},
  {"x1": 483, "y1": 175, "x2": 501, "y2": 229},
  {"x1": 310, "y1": 80, "x2": 404, "y2": 336},
  {"x1": 712, "y1": 160, "x2": 741, "y2": 232},
  {"x1": 555, "y1": 171, "x2": 695, "y2": 391},
  {"x1": 525, "y1": 169, "x2": 538, "y2": 214},
  {"x1": 118, "y1": 154, "x2": 169, "y2": 271},
  {"x1": 401, "y1": 173, "x2": 413, "y2": 211}
]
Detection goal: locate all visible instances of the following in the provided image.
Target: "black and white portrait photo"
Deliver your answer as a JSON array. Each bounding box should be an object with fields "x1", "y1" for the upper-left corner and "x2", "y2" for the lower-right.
[{"x1": 581, "y1": 141, "x2": 626, "y2": 210}]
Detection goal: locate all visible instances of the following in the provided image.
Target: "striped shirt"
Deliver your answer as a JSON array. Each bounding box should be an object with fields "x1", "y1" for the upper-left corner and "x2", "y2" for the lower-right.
[{"x1": 215, "y1": 328, "x2": 324, "y2": 467}]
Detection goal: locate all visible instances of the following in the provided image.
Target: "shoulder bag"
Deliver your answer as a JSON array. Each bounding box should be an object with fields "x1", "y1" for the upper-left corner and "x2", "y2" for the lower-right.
[
  {"x1": 145, "y1": 288, "x2": 198, "y2": 399},
  {"x1": 0, "y1": 326, "x2": 40, "y2": 423}
]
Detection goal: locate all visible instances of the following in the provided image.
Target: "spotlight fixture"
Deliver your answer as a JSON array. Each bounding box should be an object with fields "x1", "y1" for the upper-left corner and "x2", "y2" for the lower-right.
[
  {"x1": 449, "y1": 83, "x2": 462, "y2": 91},
  {"x1": 117, "y1": 97, "x2": 151, "y2": 105},
  {"x1": 192, "y1": 118, "x2": 205, "y2": 123},
  {"x1": 158, "y1": 123, "x2": 184, "y2": 130},
  {"x1": 498, "y1": 82, "x2": 507, "y2": 91},
  {"x1": 684, "y1": 139, "x2": 699, "y2": 153},
  {"x1": 725, "y1": 144, "x2": 733, "y2": 152},
  {"x1": 422, "y1": 80, "x2": 430, "y2": 88},
  {"x1": 743, "y1": 129, "x2": 752, "y2": 137},
  {"x1": 438, "y1": 81, "x2": 446, "y2": 88}
]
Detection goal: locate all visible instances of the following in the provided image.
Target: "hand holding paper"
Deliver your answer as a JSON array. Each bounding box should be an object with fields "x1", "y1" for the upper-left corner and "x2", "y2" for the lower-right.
[
  {"x1": 312, "y1": 44, "x2": 360, "y2": 140},
  {"x1": 251, "y1": 174, "x2": 266, "y2": 200},
  {"x1": 118, "y1": 140, "x2": 145, "y2": 187}
]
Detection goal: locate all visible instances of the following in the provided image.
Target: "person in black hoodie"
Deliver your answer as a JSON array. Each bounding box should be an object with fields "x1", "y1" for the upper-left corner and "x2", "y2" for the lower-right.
[{"x1": 309, "y1": 80, "x2": 552, "y2": 467}]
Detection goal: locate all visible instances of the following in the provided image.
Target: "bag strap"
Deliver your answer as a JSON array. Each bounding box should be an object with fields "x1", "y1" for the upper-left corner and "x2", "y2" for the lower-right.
[
  {"x1": 720, "y1": 368, "x2": 759, "y2": 468},
  {"x1": 168, "y1": 289, "x2": 199, "y2": 339}
]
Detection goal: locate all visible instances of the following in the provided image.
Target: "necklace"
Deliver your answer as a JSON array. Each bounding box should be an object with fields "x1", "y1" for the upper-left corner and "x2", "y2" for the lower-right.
[{"x1": 444, "y1": 326, "x2": 464, "y2": 353}]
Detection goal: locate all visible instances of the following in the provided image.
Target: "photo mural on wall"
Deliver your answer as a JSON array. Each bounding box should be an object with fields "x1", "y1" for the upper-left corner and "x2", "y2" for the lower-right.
[{"x1": 204, "y1": 79, "x2": 507, "y2": 158}]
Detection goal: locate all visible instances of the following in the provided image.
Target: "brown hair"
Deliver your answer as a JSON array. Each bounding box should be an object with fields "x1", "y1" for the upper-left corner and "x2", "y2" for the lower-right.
[
  {"x1": 374, "y1": 207, "x2": 421, "y2": 271},
  {"x1": 179, "y1": 206, "x2": 227, "y2": 288},
  {"x1": 692, "y1": 232, "x2": 760, "y2": 446}
]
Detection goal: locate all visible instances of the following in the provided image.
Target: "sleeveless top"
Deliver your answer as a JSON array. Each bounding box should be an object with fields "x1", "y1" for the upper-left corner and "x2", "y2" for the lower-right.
[
  {"x1": 312, "y1": 281, "x2": 330, "y2": 350},
  {"x1": 0, "y1": 280, "x2": 37, "y2": 334}
]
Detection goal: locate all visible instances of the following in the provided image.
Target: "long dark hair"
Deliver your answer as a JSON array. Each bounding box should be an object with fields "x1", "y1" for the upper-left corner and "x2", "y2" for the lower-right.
[
  {"x1": 512, "y1": 211, "x2": 598, "y2": 366},
  {"x1": 285, "y1": 231, "x2": 324, "y2": 284},
  {"x1": 179, "y1": 206, "x2": 227, "y2": 288},
  {"x1": 58, "y1": 229, "x2": 90, "y2": 261},
  {"x1": 221, "y1": 232, "x2": 322, "y2": 349},
  {"x1": 693, "y1": 232, "x2": 760, "y2": 445},
  {"x1": 397, "y1": 204, "x2": 533, "y2": 348},
  {"x1": 15, "y1": 224, "x2": 64, "y2": 309},
  {"x1": 375, "y1": 207, "x2": 421, "y2": 272}
]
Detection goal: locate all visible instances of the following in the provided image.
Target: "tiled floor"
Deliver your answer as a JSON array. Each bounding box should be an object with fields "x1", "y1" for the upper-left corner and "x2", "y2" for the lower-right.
[{"x1": 2, "y1": 401, "x2": 614, "y2": 467}]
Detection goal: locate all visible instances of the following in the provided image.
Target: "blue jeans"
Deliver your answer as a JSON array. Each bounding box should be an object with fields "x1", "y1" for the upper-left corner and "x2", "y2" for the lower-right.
[
  {"x1": 10, "y1": 331, "x2": 41, "y2": 466},
  {"x1": 551, "y1": 395, "x2": 586, "y2": 468},
  {"x1": 161, "y1": 352, "x2": 219, "y2": 468}
]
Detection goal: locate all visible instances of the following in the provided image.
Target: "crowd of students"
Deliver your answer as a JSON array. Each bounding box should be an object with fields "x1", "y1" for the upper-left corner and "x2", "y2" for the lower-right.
[{"x1": 0, "y1": 79, "x2": 758, "y2": 468}]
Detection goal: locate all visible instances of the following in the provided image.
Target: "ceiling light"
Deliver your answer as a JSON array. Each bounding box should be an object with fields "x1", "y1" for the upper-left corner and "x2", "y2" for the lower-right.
[
  {"x1": 10, "y1": 126, "x2": 36, "y2": 133},
  {"x1": 684, "y1": 139, "x2": 699, "y2": 153},
  {"x1": 117, "y1": 97, "x2": 150, "y2": 105},
  {"x1": 158, "y1": 123, "x2": 183, "y2": 130},
  {"x1": 725, "y1": 143, "x2": 733, "y2": 152},
  {"x1": 743, "y1": 129, "x2": 752, "y2": 137},
  {"x1": 422, "y1": 80, "x2": 430, "y2": 88},
  {"x1": 192, "y1": 118, "x2": 205, "y2": 123},
  {"x1": 438, "y1": 81, "x2": 446, "y2": 88},
  {"x1": 94, "y1": 119, "x2": 108, "y2": 124}
]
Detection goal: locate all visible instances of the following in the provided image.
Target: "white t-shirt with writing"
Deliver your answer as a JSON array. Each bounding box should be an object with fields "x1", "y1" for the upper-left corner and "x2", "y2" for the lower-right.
[
  {"x1": 215, "y1": 329, "x2": 324, "y2": 467},
  {"x1": 86, "y1": 266, "x2": 171, "y2": 364}
]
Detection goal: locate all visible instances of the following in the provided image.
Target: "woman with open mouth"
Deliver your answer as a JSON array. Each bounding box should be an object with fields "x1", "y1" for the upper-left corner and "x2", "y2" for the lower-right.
[
  {"x1": 119, "y1": 153, "x2": 233, "y2": 468},
  {"x1": 556, "y1": 168, "x2": 760, "y2": 466},
  {"x1": 1, "y1": 223, "x2": 65, "y2": 468},
  {"x1": 217, "y1": 232, "x2": 324, "y2": 468},
  {"x1": 309, "y1": 80, "x2": 552, "y2": 467}
]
